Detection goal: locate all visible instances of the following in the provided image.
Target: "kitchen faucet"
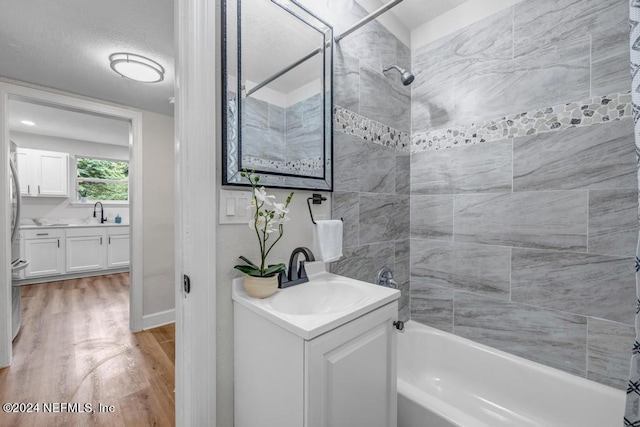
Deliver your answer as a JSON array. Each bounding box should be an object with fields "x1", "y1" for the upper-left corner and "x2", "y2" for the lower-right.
[{"x1": 93, "y1": 201, "x2": 106, "y2": 223}]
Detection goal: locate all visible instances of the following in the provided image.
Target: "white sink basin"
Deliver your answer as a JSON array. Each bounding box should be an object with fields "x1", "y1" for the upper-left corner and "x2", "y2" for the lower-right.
[
  {"x1": 232, "y1": 262, "x2": 400, "y2": 340},
  {"x1": 269, "y1": 281, "x2": 367, "y2": 315}
]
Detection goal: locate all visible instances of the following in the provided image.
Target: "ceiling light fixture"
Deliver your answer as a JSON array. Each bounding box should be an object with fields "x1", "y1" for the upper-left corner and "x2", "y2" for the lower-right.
[
  {"x1": 20, "y1": 120, "x2": 35, "y2": 126},
  {"x1": 326, "y1": 0, "x2": 354, "y2": 12},
  {"x1": 109, "y1": 53, "x2": 165, "y2": 83}
]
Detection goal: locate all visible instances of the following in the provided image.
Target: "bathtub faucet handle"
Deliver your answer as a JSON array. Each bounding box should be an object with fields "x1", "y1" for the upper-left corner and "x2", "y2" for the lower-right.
[{"x1": 393, "y1": 320, "x2": 405, "y2": 332}]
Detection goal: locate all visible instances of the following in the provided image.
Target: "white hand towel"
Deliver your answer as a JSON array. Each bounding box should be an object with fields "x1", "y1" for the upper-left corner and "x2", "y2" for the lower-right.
[{"x1": 313, "y1": 220, "x2": 343, "y2": 262}]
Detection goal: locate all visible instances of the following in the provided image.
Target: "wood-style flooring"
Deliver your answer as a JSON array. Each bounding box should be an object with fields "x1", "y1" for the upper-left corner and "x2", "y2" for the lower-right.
[{"x1": 0, "y1": 273, "x2": 175, "y2": 426}]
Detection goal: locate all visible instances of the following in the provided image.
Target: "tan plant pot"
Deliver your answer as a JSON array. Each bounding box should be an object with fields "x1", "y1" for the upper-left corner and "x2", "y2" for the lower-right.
[{"x1": 243, "y1": 275, "x2": 279, "y2": 299}]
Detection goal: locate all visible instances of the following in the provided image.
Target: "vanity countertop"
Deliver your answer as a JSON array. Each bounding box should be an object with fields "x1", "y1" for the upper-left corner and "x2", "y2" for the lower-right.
[{"x1": 232, "y1": 262, "x2": 400, "y2": 340}]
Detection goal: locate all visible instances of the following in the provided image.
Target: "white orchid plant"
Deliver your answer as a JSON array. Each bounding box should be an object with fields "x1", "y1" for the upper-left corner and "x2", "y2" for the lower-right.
[{"x1": 234, "y1": 170, "x2": 294, "y2": 277}]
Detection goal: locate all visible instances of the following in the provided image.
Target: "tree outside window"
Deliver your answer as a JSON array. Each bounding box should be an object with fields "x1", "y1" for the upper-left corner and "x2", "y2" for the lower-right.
[{"x1": 76, "y1": 157, "x2": 129, "y2": 201}]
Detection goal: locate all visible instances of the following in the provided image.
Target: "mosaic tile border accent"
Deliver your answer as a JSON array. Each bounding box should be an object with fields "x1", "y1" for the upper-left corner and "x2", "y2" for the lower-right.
[
  {"x1": 412, "y1": 92, "x2": 633, "y2": 153},
  {"x1": 333, "y1": 105, "x2": 411, "y2": 152},
  {"x1": 242, "y1": 156, "x2": 323, "y2": 178}
]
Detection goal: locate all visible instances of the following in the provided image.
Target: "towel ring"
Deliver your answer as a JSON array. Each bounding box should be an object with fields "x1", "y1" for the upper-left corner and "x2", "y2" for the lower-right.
[{"x1": 307, "y1": 194, "x2": 343, "y2": 225}]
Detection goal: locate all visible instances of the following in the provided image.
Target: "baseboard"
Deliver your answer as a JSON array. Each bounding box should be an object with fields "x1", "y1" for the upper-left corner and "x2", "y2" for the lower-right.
[{"x1": 142, "y1": 309, "x2": 175, "y2": 330}]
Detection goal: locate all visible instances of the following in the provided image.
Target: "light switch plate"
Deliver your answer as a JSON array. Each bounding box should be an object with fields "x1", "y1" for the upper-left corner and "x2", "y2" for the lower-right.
[{"x1": 219, "y1": 189, "x2": 252, "y2": 225}]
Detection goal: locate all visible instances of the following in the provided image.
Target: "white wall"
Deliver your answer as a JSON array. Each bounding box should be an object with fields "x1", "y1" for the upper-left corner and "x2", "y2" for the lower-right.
[
  {"x1": 141, "y1": 111, "x2": 175, "y2": 319},
  {"x1": 215, "y1": 184, "x2": 330, "y2": 426}
]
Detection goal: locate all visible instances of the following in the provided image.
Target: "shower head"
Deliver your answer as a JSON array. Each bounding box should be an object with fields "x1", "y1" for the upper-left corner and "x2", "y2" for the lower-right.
[{"x1": 383, "y1": 64, "x2": 415, "y2": 86}]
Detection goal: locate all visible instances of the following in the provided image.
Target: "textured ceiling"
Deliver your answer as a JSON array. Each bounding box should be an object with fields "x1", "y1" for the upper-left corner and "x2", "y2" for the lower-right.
[
  {"x1": 0, "y1": 0, "x2": 174, "y2": 116},
  {"x1": 9, "y1": 99, "x2": 130, "y2": 146},
  {"x1": 0, "y1": 0, "x2": 469, "y2": 120}
]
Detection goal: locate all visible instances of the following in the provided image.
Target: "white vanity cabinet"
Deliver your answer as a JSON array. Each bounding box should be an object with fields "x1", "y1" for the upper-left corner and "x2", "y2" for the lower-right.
[
  {"x1": 234, "y1": 299, "x2": 398, "y2": 427},
  {"x1": 23, "y1": 228, "x2": 64, "y2": 278},
  {"x1": 107, "y1": 227, "x2": 130, "y2": 268},
  {"x1": 65, "y1": 227, "x2": 107, "y2": 273},
  {"x1": 17, "y1": 148, "x2": 69, "y2": 197}
]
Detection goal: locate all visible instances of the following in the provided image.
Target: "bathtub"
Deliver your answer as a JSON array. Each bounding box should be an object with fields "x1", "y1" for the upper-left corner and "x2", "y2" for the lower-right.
[{"x1": 397, "y1": 321, "x2": 626, "y2": 427}]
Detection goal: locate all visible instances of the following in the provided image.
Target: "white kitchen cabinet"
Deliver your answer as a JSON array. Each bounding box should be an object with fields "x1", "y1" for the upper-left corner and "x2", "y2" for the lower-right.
[
  {"x1": 234, "y1": 300, "x2": 398, "y2": 427},
  {"x1": 65, "y1": 228, "x2": 107, "y2": 273},
  {"x1": 23, "y1": 228, "x2": 64, "y2": 278},
  {"x1": 107, "y1": 227, "x2": 130, "y2": 268},
  {"x1": 17, "y1": 148, "x2": 68, "y2": 197}
]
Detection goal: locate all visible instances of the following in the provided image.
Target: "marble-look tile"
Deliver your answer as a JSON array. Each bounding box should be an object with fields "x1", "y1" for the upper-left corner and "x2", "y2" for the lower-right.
[
  {"x1": 268, "y1": 104, "x2": 284, "y2": 134},
  {"x1": 411, "y1": 84, "x2": 456, "y2": 132},
  {"x1": 410, "y1": 281, "x2": 453, "y2": 333},
  {"x1": 334, "y1": 53, "x2": 360, "y2": 112},
  {"x1": 511, "y1": 248, "x2": 635, "y2": 324},
  {"x1": 587, "y1": 318, "x2": 635, "y2": 390},
  {"x1": 411, "y1": 240, "x2": 510, "y2": 298},
  {"x1": 244, "y1": 97, "x2": 269, "y2": 129},
  {"x1": 454, "y1": 292, "x2": 588, "y2": 376},
  {"x1": 359, "y1": 141, "x2": 396, "y2": 194},
  {"x1": 333, "y1": 131, "x2": 362, "y2": 192},
  {"x1": 395, "y1": 239, "x2": 410, "y2": 322},
  {"x1": 333, "y1": 2, "x2": 398, "y2": 72},
  {"x1": 241, "y1": 126, "x2": 285, "y2": 162},
  {"x1": 360, "y1": 63, "x2": 411, "y2": 133},
  {"x1": 592, "y1": 29, "x2": 631, "y2": 96},
  {"x1": 411, "y1": 140, "x2": 512, "y2": 194},
  {"x1": 410, "y1": 195, "x2": 453, "y2": 241},
  {"x1": 359, "y1": 194, "x2": 409, "y2": 245},
  {"x1": 411, "y1": 8, "x2": 513, "y2": 133},
  {"x1": 412, "y1": 7, "x2": 512, "y2": 84},
  {"x1": 513, "y1": 0, "x2": 628, "y2": 57},
  {"x1": 286, "y1": 102, "x2": 303, "y2": 130},
  {"x1": 329, "y1": 241, "x2": 394, "y2": 284},
  {"x1": 589, "y1": 189, "x2": 638, "y2": 257},
  {"x1": 395, "y1": 155, "x2": 410, "y2": 195},
  {"x1": 513, "y1": 119, "x2": 636, "y2": 191},
  {"x1": 286, "y1": 125, "x2": 323, "y2": 160},
  {"x1": 454, "y1": 191, "x2": 588, "y2": 251},
  {"x1": 455, "y1": 37, "x2": 590, "y2": 125},
  {"x1": 331, "y1": 192, "x2": 359, "y2": 249}
]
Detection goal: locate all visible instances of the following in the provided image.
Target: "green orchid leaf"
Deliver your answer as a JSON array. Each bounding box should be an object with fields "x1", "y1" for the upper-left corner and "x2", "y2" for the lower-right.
[
  {"x1": 234, "y1": 265, "x2": 262, "y2": 276},
  {"x1": 238, "y1": 256, "x2": 259, "y2": 269},
  {"x1": 263, "y1": 263, "x2": 286, "y2": 276}
]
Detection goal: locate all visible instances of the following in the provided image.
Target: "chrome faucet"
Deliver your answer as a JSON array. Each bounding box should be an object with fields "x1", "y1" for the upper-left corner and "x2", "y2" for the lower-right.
[
  {"x1": 93, "y1": 201, "x2": 106, "y2": 223},
  {"x1": 280, "y1": 247, "x2": 315, "y2": 288},
  {"x1": 376, "y1": 266, "x2": 398, "y2": 289}
]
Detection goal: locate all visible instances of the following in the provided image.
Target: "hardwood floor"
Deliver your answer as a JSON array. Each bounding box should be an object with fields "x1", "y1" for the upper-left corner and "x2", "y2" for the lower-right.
[{"x1": 0, "y1": 273, "x2": 175, "y2": 426}]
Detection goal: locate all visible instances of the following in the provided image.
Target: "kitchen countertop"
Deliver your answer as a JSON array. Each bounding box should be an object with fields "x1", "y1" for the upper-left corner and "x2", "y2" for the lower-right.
[{"x1": 20, "y1": 223, "x2": 129, "y2": 229}]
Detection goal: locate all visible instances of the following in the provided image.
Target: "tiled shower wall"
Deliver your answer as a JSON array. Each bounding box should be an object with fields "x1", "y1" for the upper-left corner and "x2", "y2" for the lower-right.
[
  {"x1": 328, "y1": 2, "x2": 411, "y2": 320},
  {"x1": 410, "y1": 0, "x2": 636, "y2": 390}
]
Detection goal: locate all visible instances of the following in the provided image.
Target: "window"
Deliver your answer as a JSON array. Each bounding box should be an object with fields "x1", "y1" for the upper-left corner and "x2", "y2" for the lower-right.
[{"x1": 76, "y1": 157, "x2": 129, "y2": 202}]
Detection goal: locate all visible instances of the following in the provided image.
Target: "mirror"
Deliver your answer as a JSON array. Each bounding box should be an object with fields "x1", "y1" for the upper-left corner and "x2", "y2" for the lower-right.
[{"x1": 222, "y1": 0, "x2": 333, "y2": 190}]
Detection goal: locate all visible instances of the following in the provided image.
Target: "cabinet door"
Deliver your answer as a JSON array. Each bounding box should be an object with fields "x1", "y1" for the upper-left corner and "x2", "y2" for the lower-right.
[
  {"x1": 24, "y1": 237, "x2": 64, "y2": 277},
  {"x1": 36, "y1": 151, "x2": 68, "y2": 196},
  {"x1": 107, "y1": 234, "x2": 130, "y2": 268},
  {"x1": 66, "y1": 233, "x2": 106, "y2": 272},
  {"x1": 305, "y1": 302, "x2": 398, "y2": 427},
  {"x1": 16, "y1": 150, "x2": 32, "y2": 196}
]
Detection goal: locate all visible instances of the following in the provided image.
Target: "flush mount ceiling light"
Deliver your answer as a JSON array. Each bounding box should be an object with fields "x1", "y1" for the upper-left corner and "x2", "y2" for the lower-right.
[
  {"x1": 326, "y1": 0, "x2": 354, "y2": 12},
  {"x1": 20, "y1": 120, "x2": 36, "y2": 126},
  {"x1": 109, "y1": 53, "x2": 165, "y2": 83}
]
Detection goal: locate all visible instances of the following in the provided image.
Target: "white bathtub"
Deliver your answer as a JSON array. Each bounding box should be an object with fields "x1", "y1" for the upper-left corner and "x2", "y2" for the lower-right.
[{"x1": 397, "y1": 321, "x2": 626, "y2": 427}]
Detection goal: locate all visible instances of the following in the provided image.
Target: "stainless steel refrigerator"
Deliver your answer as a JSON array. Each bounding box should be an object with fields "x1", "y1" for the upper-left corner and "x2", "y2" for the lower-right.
[{"x1": 10, "y1": 141, "x2": 28, "y2": 340}]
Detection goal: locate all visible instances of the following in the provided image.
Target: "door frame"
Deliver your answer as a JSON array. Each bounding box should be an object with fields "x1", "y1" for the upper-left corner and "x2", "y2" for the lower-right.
[{"x1": 0, "y1": 82, "x2": 144, "y2": 366}]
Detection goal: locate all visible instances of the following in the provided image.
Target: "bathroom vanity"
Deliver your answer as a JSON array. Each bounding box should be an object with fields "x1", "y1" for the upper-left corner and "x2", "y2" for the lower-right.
[{"x1": 233, "y1": 264, "x2": 400, "y2": 427}]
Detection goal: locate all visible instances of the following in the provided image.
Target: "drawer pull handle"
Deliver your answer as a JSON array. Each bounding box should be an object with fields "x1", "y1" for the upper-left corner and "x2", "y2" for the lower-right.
[
  {"x1": 36, "y1": 233, "x2": 49, "y2": 236},
  {"x1": 57, "y1": 239, "x2": 60, "y2": 248},
  {"x1": 100, "y1": 237, "x2": 103, "y2": 245},
  {"x1": 109, "y1": 237, "x2": 111, "y2": 244},
  {"x1": 38, "y1": 185, "x2": 41, "y2": 194}
]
